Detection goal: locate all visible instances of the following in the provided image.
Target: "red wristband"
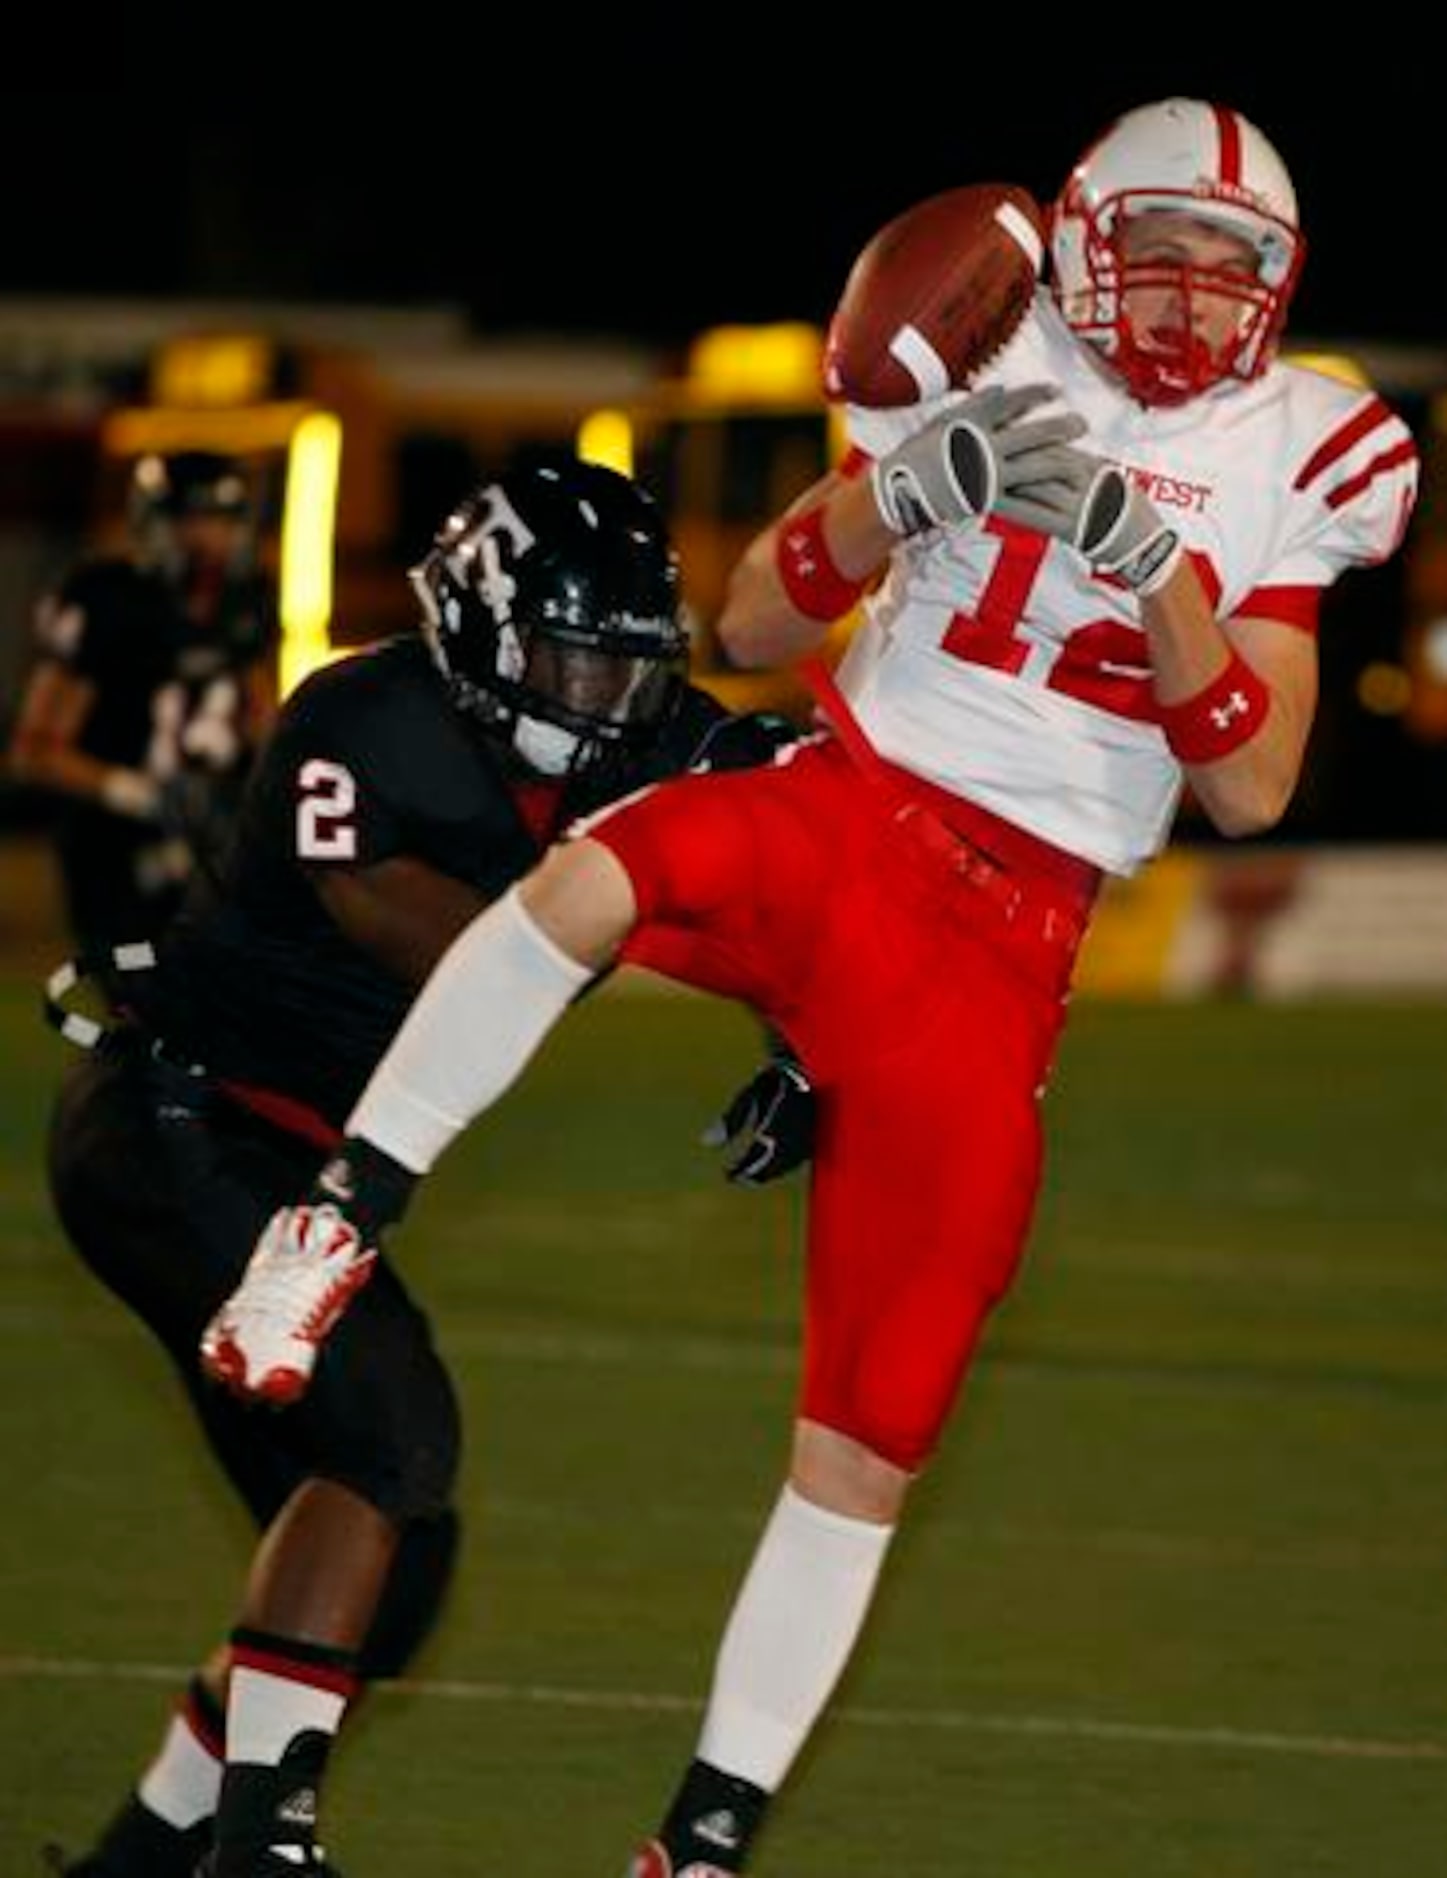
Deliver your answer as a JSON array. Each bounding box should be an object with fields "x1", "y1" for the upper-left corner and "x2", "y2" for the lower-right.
[
  {"x1": 775, "y1": 507, "x2": 866, "y2": 622},
  {"x1": 1157, "y1": 650, "x2": 1271, "y2": 764}
]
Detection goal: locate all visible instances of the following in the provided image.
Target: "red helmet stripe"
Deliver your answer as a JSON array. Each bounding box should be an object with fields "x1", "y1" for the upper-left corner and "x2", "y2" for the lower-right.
[
  {"x1": 1212, "y1": 105, "x2": 1244, "y2": 186},
  {"x1": 1293, "y1": 396, "x2": 1397, "y2": 491}
]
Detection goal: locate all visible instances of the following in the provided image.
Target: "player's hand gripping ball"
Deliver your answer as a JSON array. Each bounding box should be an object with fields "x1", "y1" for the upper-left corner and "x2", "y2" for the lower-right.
[{"x1": 822, "y1": 182, "x2": 1047, "y2": 407}]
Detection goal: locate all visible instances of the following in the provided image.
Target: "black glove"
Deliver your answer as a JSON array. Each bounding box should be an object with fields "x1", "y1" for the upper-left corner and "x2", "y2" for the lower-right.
[
  {"x1": 689, "y1": 710, "x2": 801, "y2": 774},
  {"x1": 703, "y1": 1056, "x2": 816, "y2": 1186},
  {"x1": 309, "y1": 1135, "x2": 419, "y2": 1243}
]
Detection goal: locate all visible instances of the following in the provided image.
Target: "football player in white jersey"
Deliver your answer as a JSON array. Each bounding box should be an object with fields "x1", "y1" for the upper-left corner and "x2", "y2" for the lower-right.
[{"x1": 198, "y1": 99, "x2": 1419, "y2": 1876}]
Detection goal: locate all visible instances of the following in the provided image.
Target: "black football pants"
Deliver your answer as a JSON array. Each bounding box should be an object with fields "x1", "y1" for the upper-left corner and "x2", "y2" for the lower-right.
[{"x1": 46, "y1": 1037, "x2": 462, "y2": 1678}]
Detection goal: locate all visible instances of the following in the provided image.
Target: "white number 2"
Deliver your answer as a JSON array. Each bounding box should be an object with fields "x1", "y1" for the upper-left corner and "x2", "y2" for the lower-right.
[{"x1": 297, "y1": 757, "x2": 358, "y2": 859}]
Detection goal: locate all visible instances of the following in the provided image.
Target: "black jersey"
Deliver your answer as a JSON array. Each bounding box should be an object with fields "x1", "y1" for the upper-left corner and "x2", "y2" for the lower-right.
[
  {"x1": 33, "y1": 554, "x2": 278, "y2": 949},
  {"x1": 125, "y1": 634, "x2": 793, "y2": 1132},
  {"x1": 36, "y1": 554, "x2": 276, "y2": 773}
]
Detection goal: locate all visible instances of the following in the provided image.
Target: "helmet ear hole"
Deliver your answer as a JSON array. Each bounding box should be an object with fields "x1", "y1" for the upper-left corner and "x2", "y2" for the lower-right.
[{"x1": 408, "y1": 459, "x2": 688, "y2": 777}]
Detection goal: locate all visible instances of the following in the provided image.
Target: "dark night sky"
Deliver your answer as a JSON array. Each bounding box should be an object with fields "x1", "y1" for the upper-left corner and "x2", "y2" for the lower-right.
[{"x1": 2, "y1": 44, "x2": 1440, "y2": 355}]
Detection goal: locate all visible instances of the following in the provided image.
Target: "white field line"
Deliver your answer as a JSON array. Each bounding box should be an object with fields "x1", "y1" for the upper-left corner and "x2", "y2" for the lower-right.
[{"x1": 0, "y1": 1652, "x2": 1440, "y2": 1764}]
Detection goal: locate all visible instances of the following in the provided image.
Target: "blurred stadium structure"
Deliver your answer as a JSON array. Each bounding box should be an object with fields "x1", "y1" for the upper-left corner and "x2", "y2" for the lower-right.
[{"x1": 2, "y1": 298, "x2": 1446, "y2": 993}]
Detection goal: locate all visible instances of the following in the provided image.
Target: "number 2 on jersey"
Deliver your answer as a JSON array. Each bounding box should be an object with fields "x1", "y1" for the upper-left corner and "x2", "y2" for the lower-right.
[{"x1": 297, "y1": 757, "x2": 359, "y2": 859}]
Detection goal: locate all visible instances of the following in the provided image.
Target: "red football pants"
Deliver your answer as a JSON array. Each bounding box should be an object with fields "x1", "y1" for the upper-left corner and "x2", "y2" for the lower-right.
[{"x1": 591, "y1": 735, "x2": 1097, "y2": 1471}]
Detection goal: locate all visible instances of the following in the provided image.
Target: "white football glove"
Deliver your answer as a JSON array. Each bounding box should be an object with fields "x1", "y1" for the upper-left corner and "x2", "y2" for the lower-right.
[
  {"x1": 996, "y1": 442, "x2": 1184, "y2": 594},
  {"x1": 871, "y1": 383, "x2": 1089, "y2": 537}
]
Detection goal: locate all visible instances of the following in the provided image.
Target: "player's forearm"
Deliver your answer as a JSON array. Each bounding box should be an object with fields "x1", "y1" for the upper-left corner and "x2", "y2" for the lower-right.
[
  {"x1": 316, "y1": 858, "x2": 490, "y2": 988},
  {"x1": 1142, "y1": 566, "x2": 1310, "y2": 837},
  {"x1": 717, "y1": 477, "x2": 890, "y2": 670},
  {"x1": 8, "y1": 732, "x2": 156, "y2": 816},
  {"x1": 1180, "y1": 723, "x2": 1303, "y2": 837}
]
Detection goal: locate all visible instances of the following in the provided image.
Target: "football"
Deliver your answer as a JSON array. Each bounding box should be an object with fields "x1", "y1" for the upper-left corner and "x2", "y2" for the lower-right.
[{"x1": 821, "y1": 182, "x2": 1047, "y2": 408}]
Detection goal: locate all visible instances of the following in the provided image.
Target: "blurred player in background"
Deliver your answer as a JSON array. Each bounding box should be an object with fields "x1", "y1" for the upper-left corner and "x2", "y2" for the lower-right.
[
  {"x1": 202, "y1": 100, "x2": 1418, "y2": 1874},
  {"x1": 6, "y1": 450, "x2": 277, "y2": 954},
  {"x1": 41, "y1": 458, "x2": 801, "y2": 1878}
]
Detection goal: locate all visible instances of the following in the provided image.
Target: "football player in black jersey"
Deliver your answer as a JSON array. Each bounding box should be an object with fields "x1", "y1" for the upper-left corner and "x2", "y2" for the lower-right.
[
  {"x1": 41, "y1": 459, "x2": 811, "y2": 1878},
  {"x1": 7, "y1": 450, "x2": 278, "y2": 954}
]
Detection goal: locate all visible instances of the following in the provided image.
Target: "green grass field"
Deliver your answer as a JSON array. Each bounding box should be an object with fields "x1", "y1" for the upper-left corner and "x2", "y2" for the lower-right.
[{"x1": 3, "y1": 967, "x2": 1447, "y2": 1876}]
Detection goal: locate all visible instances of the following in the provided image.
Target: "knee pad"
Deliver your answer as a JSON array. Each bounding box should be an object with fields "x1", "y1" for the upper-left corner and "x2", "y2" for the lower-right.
[
  {"x1": 305, "y1": 1295, "x2": 464, "y2": 1528},
  {"x1": 359, "y1": 1506, "x2": 462, "y2": 1680}
]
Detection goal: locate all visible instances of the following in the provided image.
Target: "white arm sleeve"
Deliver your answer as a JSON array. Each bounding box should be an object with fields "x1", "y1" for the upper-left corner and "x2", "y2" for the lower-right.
[{"x1": 347, "y1": 885, "x2": 593, "y2": 1174}]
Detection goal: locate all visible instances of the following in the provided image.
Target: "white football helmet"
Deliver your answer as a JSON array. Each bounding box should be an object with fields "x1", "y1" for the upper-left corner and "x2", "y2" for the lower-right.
[{"x1": 1051, "y1": 98, "x2": 1305, "y2": 407}]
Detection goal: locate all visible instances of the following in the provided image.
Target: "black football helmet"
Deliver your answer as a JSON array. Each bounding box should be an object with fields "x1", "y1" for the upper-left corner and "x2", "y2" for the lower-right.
[
  {"x1": 410, "y1": 459, "x2": 689, "y2": 778},
  {"x1": 134, "y1": 450, "x2": 253, "y2": 518},
  {"x1": 129, "y1": 451, "x2": 255, "y2": 578}
]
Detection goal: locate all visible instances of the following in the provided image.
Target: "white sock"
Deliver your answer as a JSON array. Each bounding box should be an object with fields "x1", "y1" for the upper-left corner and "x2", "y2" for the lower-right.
[
  {"x1": 226, "y1": 1662, "x2": 349, "y2": 1765},
  {"x1": 137, "y1": 1705, "x2": 222, "y2": 1829},
  {"x1": 348, "y1": 886, "x2": 593, "y2": 1174},
  {"x1": 697, "y1": 1484, "x2": 895, "y2": 1791}
]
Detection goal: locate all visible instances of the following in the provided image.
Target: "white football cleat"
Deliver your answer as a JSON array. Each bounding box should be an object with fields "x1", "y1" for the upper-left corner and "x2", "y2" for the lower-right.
[{"x1": 200, "y1": 1203, "x2": 377, "y2": 1405}]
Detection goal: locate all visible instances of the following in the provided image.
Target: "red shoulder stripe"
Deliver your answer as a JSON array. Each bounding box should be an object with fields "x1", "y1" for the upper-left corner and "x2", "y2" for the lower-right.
[
  {"x1": 1293, "y1": 397, "x2": 1395, "y2": 492},
  {"x1": 838, "y1": 445, "x2": 872, "y2": 479},
  {"x1": 1324, "y1": 436, "x2": 1418, "y2": 512}
]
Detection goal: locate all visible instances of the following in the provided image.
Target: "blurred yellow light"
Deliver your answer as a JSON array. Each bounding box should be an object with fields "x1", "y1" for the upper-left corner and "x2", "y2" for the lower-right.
[
  {"x1": 1287, "y1": 351, "x2": 1372, "y2": 390},
  {"x1": 279, "y1": 411, "x2": 343, "y2": 697},
  {"x1": 104, "y1": 402, "x2": 312, "y2": 457},
  {"x1": 1357, "y1": 661, "x2": 1412, "y2": 716},
  {"x1": 686, "y1": 323, "x2": 825, "y2": 404},
  {"x1": 151, "y1": 334, "x2": 275, "y2": 408},
  {"x1": 577, "y1": 408, "x2": 635, "y2": 476}
]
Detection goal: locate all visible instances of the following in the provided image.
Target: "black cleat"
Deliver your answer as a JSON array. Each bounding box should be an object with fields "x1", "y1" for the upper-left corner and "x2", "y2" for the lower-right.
[
  {"x1": 40, "y1": 1796, "x2": 210, "y2": 1875},
  {"x1": 201, "y1": 1728, "x2": 344, "y2": 1877}
]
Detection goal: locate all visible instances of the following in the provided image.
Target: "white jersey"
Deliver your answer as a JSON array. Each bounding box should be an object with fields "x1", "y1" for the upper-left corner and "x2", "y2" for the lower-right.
[{"x1": 840, "y1": 293, "x2": 1419, "y2": 874}]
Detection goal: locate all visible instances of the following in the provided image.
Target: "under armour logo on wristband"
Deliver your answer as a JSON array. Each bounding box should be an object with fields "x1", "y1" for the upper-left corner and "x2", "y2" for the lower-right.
[
  {"x1": 783, "y1": 526, "x2": 819, "y2": 578},
  {"x1": 774, "y1": 506, "x2": 867, "y2": 620},
  {"x1": 1210, "y1": 690, "x2": 1251, "y2": 731},
  {"x1": 1158, "y1": 650, "x2": 1270, "y2": 765}
]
